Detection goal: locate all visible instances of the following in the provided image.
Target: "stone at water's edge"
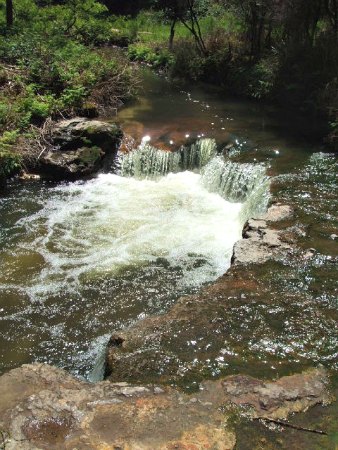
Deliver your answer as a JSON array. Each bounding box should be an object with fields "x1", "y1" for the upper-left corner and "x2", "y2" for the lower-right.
[
  {"x1": 39, "y1": 118, "x2": 123, "y2": 179},
  {"x1": 0, "y1": 364, "x2": 235, "y2": 450},
  {"x1": 231, "y1": 203, "x2": 294, "y2": 265},
  {"x1": 0, "y1": 364, "x2": 330, "y2": 450}
]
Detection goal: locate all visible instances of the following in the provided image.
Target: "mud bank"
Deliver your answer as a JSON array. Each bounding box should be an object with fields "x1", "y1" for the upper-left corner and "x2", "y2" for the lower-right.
[{"x1": 0, "y1": 363, "x2": 331, "y2": 450}]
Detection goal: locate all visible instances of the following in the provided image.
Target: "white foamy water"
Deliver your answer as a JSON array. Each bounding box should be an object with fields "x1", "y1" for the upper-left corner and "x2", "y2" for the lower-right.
[{"x1": 21, "y1": 171, "x2": 243, "y2": 297}]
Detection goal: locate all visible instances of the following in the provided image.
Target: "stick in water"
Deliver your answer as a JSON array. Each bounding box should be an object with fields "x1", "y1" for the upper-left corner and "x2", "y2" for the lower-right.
[{"x1": 256, "y1": 417, "x2": 328, "y2": 435}]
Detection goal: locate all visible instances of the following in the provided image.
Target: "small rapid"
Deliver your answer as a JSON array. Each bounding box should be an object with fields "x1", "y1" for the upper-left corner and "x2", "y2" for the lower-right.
[{"x1": 0, "y1": 138, "x2": 269, "y2": 378}]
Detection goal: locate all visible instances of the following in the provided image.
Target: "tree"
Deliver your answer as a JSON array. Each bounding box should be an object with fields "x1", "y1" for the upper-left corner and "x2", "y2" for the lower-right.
[
  {"x1": 6, "y1": 0, "x2": 13, "y2": 27},
  {"x1": 154, "y1": 0, "x2": 208, "y2": 54}
]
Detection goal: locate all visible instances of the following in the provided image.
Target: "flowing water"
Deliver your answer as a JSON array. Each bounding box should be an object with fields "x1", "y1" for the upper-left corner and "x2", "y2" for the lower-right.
[
  {"x1": 0, "y1": 136, "x2": 268, "y2": 379},
  {"x1": 0, "y1": 70, "x2": 337, "y2": 392}
]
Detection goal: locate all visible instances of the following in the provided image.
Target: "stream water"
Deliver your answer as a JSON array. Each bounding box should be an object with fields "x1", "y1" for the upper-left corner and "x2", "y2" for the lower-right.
[{"x1": 0, "y1": 70, "x2": 337, "y2": 389}]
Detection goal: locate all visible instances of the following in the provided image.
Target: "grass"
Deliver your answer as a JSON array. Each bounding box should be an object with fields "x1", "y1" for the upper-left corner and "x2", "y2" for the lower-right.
[{"x1": 111, "y1": 10, "x2": 242, "y2": 46}]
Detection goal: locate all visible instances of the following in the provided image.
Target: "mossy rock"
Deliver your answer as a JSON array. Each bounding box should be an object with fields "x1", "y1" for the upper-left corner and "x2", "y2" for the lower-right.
[
  {"x1": 39, "y1": 118, "x2": 123, "y2": 180},
  {"x1": 51, "y1": 118, "x2": 122, "y2": 153}
]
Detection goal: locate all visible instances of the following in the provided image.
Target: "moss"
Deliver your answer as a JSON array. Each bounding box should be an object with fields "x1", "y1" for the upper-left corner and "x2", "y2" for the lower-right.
[
  {"x1": 77, "y1": 146, "x2": 102, "y2": 165},
  {"x1": 81, "y1": 137, "x2": 92, "y2": 146}
]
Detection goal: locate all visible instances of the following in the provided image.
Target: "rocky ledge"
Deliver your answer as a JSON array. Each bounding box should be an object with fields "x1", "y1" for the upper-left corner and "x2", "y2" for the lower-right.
[
  {"x1": 0, "y1": 203, "x2": 335, "y2": 449},
  {"x1": 232, "y1": 204, "x2": 294, "y2": 264},
  {"x1": 38, "y1": 118, "x2": 123, "y2": 179},
  {"x1": 0, "y1": 364, "x2": 330, "y2": 450}
]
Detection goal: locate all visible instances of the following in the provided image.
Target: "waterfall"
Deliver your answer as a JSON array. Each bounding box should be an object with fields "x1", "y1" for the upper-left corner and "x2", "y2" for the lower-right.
[
  {"x1": 119, "y1": 144, "x2": 181, "y2": 178},
  {"x1": 180, "y1": 138, "x2": 217, "y2": 170},
  {"x1": 201, "y1": 156, "x2": 270, "y2": 218},
  {"x1": 118, "y1": 138, "x2": 269, "y2": 219},
  {"x1": 118, "y1": 138, "x2": 217, "y2": 178}
]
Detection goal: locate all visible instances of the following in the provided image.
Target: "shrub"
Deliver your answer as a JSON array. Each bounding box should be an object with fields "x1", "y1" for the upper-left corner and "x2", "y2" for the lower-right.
[
  {"x1": 128, "y1": 44, "x2": 174, "y2": 69},
  {"x1": 170, "y1": 40, "x2": 205, "y2": 81},
  {"x1": 0, "y1": 131, "x2": 22, "y2": 176}
]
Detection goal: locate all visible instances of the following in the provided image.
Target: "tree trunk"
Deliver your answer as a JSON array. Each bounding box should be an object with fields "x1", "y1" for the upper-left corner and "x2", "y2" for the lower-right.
[
  {"x1": 6, "y1": 0, "x2": 13, "y2": 27},
  {"x1": 169, "y1": 19, "x2": 176, "y2": 50}
]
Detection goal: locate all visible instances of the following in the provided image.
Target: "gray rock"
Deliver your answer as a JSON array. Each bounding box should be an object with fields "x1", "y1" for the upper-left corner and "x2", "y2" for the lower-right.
[
  {"x1": 258, "y1": 204, "x2": 293, "y2": 222},
  {"x1": 232, "y1": 219, "x2": 292, "y2": 265},
  {"x1": 39, "y1": 118, "x2": 122, "y2": 179}
]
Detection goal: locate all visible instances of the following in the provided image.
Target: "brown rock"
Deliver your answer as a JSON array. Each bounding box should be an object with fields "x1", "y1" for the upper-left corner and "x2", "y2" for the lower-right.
[
  {"x1": 0, "y1": 364, "x2": 330, "y2": 449},
  {"x1": 0, "y1": 364, "x2": 236, "y2": 450},
  {"x1": 221, "y1": 366, "x2": 331, "y2": 419}
]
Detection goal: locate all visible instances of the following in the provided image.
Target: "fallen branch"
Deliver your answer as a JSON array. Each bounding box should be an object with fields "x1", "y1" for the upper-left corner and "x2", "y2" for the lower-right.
[{"x1": 256, "y1": 417, "x2": 327, "y2": 435}]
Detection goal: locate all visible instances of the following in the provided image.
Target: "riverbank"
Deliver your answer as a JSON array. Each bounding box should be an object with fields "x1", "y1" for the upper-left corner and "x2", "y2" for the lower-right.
[
  {"x1": 1, "y1": 2, "x2": 337, "y2": 186},
  {"x1": 0, "y1": 363, "x2": 333, "y2": 449},
  {"x1": 0, "y1": 1, "x2": 138, "y2": 184}
]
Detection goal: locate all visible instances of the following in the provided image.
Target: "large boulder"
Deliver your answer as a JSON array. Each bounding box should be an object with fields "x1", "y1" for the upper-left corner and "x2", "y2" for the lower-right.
[{"x1": 39, "y1": 118, "x2": 123, "y2": 179}]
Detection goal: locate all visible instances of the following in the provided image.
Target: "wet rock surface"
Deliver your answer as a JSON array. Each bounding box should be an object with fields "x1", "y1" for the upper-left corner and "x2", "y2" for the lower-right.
[
  {"x1": 221, "y1": 366, "x2": 331, "y2": 419},
  {"x1": 0, "y1": 364, "x2": 330, "y2": 449},
  {"x1": 231, "y1": 204, "x2": 294, "y2": 265},
  {"x1": 104, "y1": 203, "x2": 337, "y2": 387},
  {"x1": 39, "y1": 118, "x2": 122, "y2": 179}
]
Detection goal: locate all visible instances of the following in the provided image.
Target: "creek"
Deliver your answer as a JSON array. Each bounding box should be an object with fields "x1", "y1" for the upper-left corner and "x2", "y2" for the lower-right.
[{"x1": 0, "y1": 70, "x2": 337, "y2": 385}]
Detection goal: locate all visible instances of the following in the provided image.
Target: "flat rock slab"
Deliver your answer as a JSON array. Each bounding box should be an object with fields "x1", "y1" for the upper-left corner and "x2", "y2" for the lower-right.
[
  {"x1": 0, "y1": 364, "x2": 235, "y2": 450},
  {"x1": 0, "y1": 364, "x2": 330, "y2": 449},
  {"x1": 258, "y1": 204, "x2": 293, "y2": 222},
  {"x1": 221, "y1": 366, "x2": 331, "y2": 419}
]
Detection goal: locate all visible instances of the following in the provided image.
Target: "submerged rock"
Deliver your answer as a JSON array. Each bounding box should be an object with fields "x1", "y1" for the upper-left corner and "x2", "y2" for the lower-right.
[
  {"x1": 0, "y1": 364, "x2": 330, "y2": 449},
  {"x1": 39, "y1": 118, "x2": 122, "y2": 179}
]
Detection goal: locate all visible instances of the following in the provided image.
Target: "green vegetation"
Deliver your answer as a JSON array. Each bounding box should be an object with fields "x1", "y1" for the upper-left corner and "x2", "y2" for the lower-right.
[
  {"x1": 112, "y1": 1, "x2": 338, "y2": 150},
  {"x1": 0, "y1": 0, "x2": 137, "y2": 178},
  {"x1": 0, "y1": 0, "x2": 337, "y2": 181},
  {"x1": 0, "y1": 131, "x2": 21, "y2": 178}
]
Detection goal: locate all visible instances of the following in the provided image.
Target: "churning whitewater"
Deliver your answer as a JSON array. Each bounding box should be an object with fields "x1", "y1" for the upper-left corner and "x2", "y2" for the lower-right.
[
  {"x1": 13, "y1": 139, "x2": 268, "y2": 300},
  {"x1": 28, "y1": 171, "x2": 242, "y2": 290},
  {"x1": 0, "y1": 139, "x2": 269, "y2": 377}
]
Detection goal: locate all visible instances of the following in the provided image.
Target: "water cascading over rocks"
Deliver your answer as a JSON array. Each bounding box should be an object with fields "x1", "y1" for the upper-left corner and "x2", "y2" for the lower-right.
[
  {"x1": 118, "y1": 138, "x2": 218, "y2": 177},
  {"x1": 118, "y1": 138, "x2": 270, "y2": 219},
  {"x1": 0, "y1": 137, "x2": 270, "y2": 379}
]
